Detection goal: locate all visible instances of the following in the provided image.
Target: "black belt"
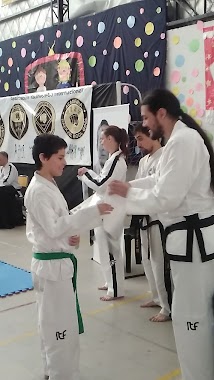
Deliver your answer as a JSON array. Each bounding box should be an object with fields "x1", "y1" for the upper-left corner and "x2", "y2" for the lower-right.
[
  {"x1": 165, "y1": 213, "x2": 214, "y2": 263},
  {"x1": 139, "y1": 215, "x2": 164, "y2": 259}
]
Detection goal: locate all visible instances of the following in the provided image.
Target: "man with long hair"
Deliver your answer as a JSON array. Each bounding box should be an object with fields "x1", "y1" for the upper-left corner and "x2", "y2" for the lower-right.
[{"x1": 109, "y1": 89, "x2": 214, "y2": 380}]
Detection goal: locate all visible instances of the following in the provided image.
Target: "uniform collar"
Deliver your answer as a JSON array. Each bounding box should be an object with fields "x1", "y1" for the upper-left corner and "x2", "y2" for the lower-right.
[
  {"x1": 110, "y1": 150, "x2": 121, "y2": 158},
  {"x1": 170, "y1": 119, "x2": 186, "y2": 139},
  {"x1": 34, "y1": 171, "x2": 59, "y2": 192}
]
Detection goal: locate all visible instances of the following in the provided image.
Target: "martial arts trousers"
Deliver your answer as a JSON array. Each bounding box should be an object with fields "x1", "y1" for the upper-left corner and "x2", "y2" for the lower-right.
[
  {"x1": 140, "y1": 224, "x2": 170, "y2": 316},
  {"x1": 94, "y1": 226, "x2": 125, "y2": 298},
  {"x1": 165, "y1": 213, "x2": 214, "y2": 380},
  {"x1": 33, "y1": 252, "x2": 83, "y2": 380}
]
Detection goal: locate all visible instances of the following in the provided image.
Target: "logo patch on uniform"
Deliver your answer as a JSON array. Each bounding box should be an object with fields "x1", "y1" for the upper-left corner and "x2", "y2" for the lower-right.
[
  {"x1": 187, "y1": 322, "x2": 199, "y2": 331},
  {"x1": 56, "y1": 330, "x2": 67, "y2": 340},
  {"x1": 0, "y1": 115, "x2": 5, "y2": 147},
  {"x1": 61, "y1": 98, "x2": 88, "y2": 139},
  {"x1": 9, "y1": 104, "x2": 29, "y2": 140},
  {"x1": 33, "y1": 101, "x2": 55, "y2": 135}
]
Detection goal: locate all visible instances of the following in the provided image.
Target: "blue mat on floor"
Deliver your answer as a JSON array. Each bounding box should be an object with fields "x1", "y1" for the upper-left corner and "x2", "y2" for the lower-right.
[{"x1": 0, "y1": 261, "x2": 33, "y2": 297}]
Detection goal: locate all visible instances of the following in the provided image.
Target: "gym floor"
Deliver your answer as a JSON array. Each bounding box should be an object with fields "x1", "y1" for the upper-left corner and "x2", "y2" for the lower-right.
[{"x1": 0, "y1": 226, "x2": 181, "y2": 380}]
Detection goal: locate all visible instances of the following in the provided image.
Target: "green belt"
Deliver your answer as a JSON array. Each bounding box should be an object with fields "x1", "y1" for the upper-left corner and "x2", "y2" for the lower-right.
[{"x1": 33, "y1": 252, "x2": 84, "y2": 334}]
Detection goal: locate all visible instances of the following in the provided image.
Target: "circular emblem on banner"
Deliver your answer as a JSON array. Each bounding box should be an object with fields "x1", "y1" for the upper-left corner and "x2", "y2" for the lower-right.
[
  {"x1": 9, "y1": 104, "x2": 28, "y2": 140},
  {"x1": 33, "y1": 101, "x2": 55, "y2": 135},
  {"x1": 0, "y1": 115, "x2": 5, "y2": 147},
  {"x1": 61, "y1": 98, "x2": 88, "y2": 139}
]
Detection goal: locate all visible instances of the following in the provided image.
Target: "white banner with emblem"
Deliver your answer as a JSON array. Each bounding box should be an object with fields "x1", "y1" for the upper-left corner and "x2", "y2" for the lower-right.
[{"x1": 0, "y1": 85, "x2": 92, "y2": 165}]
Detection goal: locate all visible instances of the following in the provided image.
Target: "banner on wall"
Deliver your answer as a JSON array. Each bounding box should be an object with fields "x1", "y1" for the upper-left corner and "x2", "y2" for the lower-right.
[
  {"x1": 92, "y1": 104, "x2": 129, "y2": 172},
  {"x1": 0, "y1": 85, "x2": 92, "y2": 165}
]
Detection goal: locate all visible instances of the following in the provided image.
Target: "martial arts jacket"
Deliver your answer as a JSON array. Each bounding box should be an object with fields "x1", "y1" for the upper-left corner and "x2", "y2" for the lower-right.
[
  {"x1": 135, "y1": 148, "x2": 163, "y2": 222},
  {"x1": 127, "y1": 120, "x2": 214, "y2": 260},
  {"x1": 135, "y1": 149, "x2": 163, "y2": 252},
  {"x1": 80, "y1": 150, "x2": 127, "y2": 196},
  {"x1": 25, "y1": 172, "x2": 102, "y2": 281},
  {"x1": 80, "y1": 150, "x2": 127, "y2": 238},
  {"x1": 0, "y1": 163, "x2": 20, "y2": 189},
  {"x1": 135, "y1": 149, "x2": 163, "y2": 180}
]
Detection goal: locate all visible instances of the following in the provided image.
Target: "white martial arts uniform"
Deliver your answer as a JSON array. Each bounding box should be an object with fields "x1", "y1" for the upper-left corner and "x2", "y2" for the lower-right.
[
  {"x1": 135, "y1": 149, "x2": 170, "y2": 316},
  {"x1": 80, "y1": 150, "x2": 127, "y2": 298},
  {"x1": 24, "y1": 172, "x2": 102, "y2": 380},
  {"x1": 0, "y1": 162, "x2": 21, "y2": 189},
  {"x1": 126, "y1": 120, "x2": 214, "y2": 380}
]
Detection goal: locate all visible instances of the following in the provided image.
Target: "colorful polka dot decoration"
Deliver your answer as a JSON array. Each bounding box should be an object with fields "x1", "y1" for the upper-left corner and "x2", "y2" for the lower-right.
[
  {"x1": 114, "y1": 37, "x2": 122, "y2": 49},
  {"x1": 88, "y1": 56, "x2": 96, "y2": 67},
  {"x1": 127, "y1": 16, "x2": 136, "y2": 28},
  {"x1": 145, "y1": 22, "x2": 155, "y2": 35},
  {"x1": 76, "y1": 36, "x2": 84, "y2": 47},
  {"x1": 135, "y1": 38, "x2": 142, "y2": 47},
  {"x1": 98, "y1": 22, "x2": 105, "y2": 33}
]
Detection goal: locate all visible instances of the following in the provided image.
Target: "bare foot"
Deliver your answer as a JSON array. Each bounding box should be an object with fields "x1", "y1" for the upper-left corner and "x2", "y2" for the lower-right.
[
  {"x1": 100, "y1": 295, "x2": 124, "y2": 301},
  {"x1": 98, "y1": 286, "x2": 108, "y2": 291},
  {"x1": 140, "y1": 300, "x2": 160, "y2": 308},
  {"x1": 149, "y1": 313, "x2": 171, "y2": 322}
]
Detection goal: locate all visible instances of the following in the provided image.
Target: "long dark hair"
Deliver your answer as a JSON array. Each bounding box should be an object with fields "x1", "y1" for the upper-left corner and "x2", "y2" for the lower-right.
[
  {"x1": 104, "y1": 125, "x2": 129, "y2": 158},
  {"x1": 142, "y1": 89, "x2": 214, "y2": 191}
]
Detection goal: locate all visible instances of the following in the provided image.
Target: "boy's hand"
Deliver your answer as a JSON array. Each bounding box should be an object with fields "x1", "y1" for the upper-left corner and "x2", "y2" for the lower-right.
[
  {"x1": 68, "y1": 235, "x2": 80, "y2": 246},
  {"x1": 78, "y1": 167, "x2": 87, "y2": 176},
  {"x1": 97, "y1": 203, "x2": 114, "y2": 215}
]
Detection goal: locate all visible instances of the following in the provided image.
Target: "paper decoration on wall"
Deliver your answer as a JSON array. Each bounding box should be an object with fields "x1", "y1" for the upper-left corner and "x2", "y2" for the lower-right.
[
  {"x1": 167, "y1": 23, "x2": 205, "y2": 127},
  {"x1": 204, "y1": 26, "x2": 214, "y2": 110}
]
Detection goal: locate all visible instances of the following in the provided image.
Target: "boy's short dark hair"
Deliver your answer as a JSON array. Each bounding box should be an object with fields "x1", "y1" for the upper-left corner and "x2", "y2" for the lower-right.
[{"x1": 32, "y1": 134, "x2": 67, "y2": 170}]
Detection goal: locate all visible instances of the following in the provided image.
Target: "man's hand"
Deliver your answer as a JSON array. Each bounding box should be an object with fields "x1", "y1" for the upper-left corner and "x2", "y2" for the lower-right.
[
  {"x1": 108, "y1": 180, "x2": 131, "y2": 198},
  {"x1": 68, "y1": 235, "x2": 80, "y2": 247},
  {"x1": 97, "y1": 203, "x2": 114, "y2": 215},
  {"x1": 78, "y1": 167, "x2": 87, "y2": 176}
]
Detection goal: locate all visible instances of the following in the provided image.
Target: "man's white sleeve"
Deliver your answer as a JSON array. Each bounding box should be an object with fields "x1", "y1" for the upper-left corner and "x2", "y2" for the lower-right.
[
  {"x1": 126, "y1": 136, "x2": 205, "y2": 215},
  {"x1": 129, "y1": 175, "x2": 156, "y2": 189}
]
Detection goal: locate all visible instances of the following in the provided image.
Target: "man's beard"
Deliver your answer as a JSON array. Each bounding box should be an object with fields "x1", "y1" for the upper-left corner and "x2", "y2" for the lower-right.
[
  {"x1": 150, "y1": 124, "x2": 164, "y2": 140},
  {"x1": 141, "y1": 148, "x2": 152, "y2": 155}
]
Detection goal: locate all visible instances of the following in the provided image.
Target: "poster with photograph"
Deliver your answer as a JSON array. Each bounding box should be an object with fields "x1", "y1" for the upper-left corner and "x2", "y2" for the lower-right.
[{"x1": 92, "y1": 104, "x2": 129, "y2": 173}]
